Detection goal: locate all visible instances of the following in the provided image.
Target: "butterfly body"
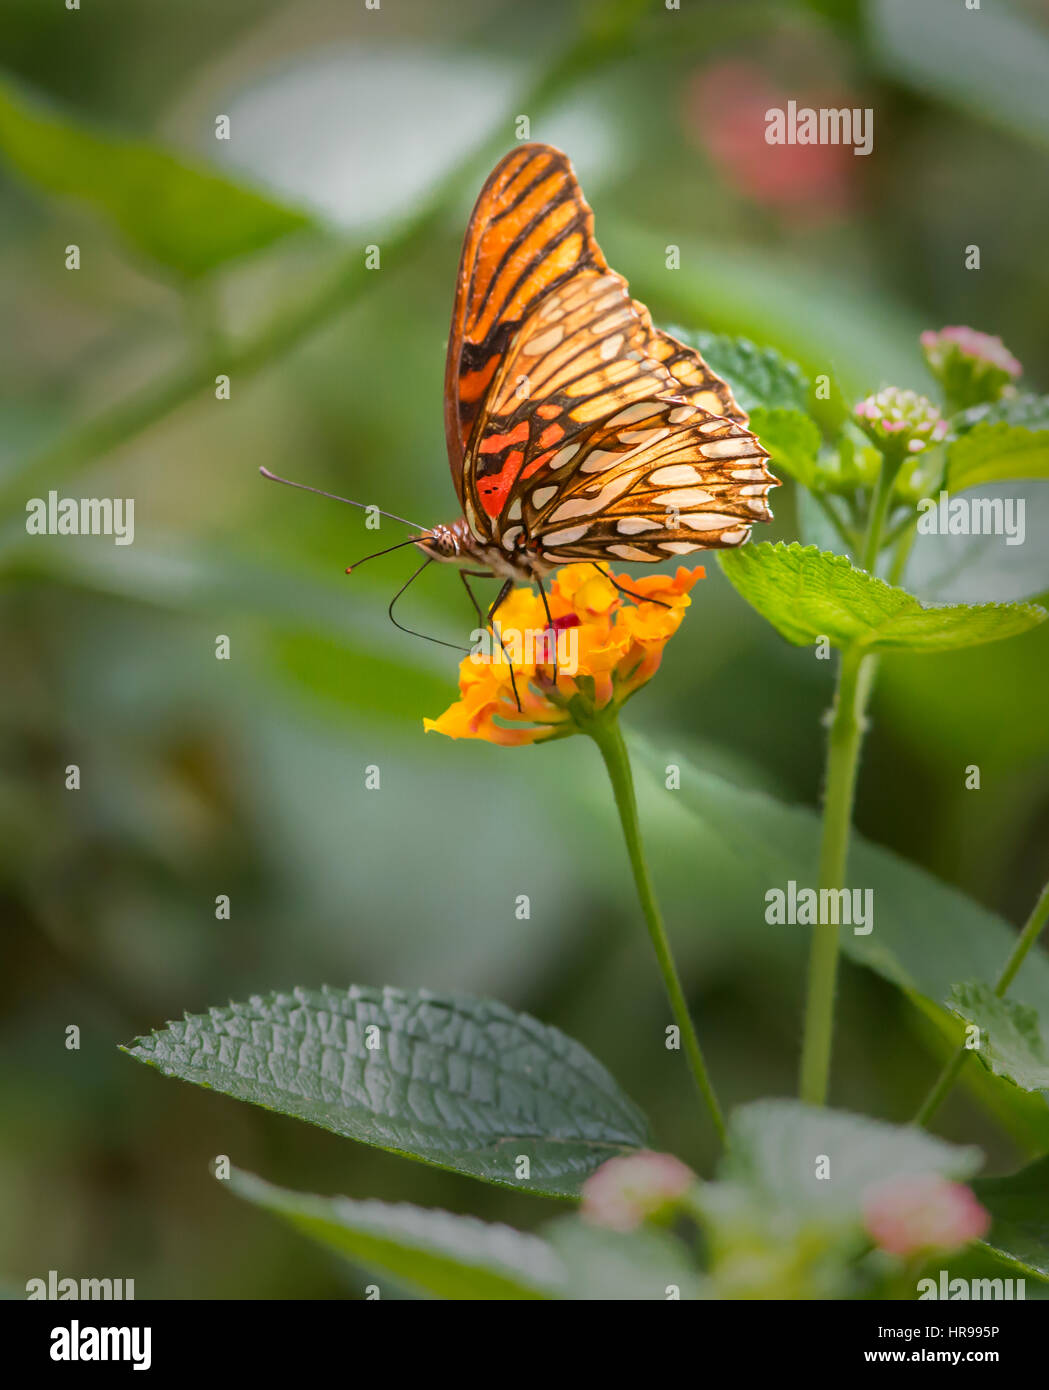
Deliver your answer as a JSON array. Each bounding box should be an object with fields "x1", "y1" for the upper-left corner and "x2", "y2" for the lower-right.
[
  {"x1": 415, "y1": 516, "x2": 557, "y2": 582},
  {"x1": 431, "y1": 142, "x2": 780, "y2": 580}
]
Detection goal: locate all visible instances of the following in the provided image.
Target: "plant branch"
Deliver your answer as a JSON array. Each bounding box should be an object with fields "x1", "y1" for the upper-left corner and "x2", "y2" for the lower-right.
[
  {"x1": 588, "y1": 714, "x2": 726, "y2": 1148},
  {"x1": 798, "y1": 643, "x2": 877, "y2": 1105},
  {"x1": 914, "y1": 878, "x2": 1049, "y2": 1127}
]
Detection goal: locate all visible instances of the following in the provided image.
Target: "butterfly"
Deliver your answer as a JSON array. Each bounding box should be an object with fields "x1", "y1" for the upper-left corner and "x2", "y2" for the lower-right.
[{"x1": 263, "y1": 143, "x2": 778, "y2": 652}]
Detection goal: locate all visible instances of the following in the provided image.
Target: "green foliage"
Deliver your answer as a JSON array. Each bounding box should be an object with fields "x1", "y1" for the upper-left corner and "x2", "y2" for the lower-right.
[
  {"x1": 0, "y1": 74, "x2": 312, "y2": 277},
  {"x1": 122, "y1": 985, "x2": 651, "y2": 1197},
  {"x1": 975, "y1": 1156, "x2": 1049, "y2": 1279},
  {"x1": 542, "y1": 1217, "x2": 704, "y2": 1300},
  {"x1": 946, "y1": 422, "x2": 1049, "y2": 494},
  {"x1": 747, "y1": 407, "x2": 821, "y2": 488},
  {"x1": 869, "y1": 0, "x2": 1049, "y2": 148},
  {"x1": 949, "y1": 983, "x2": 1049, "y2": 1094},
  {"x1": 229, "y1": 1169, "x2": 562, "y2": 1299},
  {"x1": 719, "y1": 1100, "x2": 982, "y2": 1224},
  {"x1": 677, "y1": 329, "x2": 809, "y2": 413},
  {"x1": 632, "y1": 738, "x2": 1049, "y2": 1139},
  {"x1": 719, "y1": 543, "x2": 1046, "y2": 651}
]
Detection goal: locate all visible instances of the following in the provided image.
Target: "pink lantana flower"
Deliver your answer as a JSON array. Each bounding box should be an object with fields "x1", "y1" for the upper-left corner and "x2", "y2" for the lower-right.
[
  {"x1": 854, "y1": 388, "x2": 948, "y2": 455},
  {"x1": 862, "y1": 1175, "x2": 990, "y2": 1258},
  {"x1": 581, "y1": 1151, "x2": 696, "y2": 1232},
  {"x1": 921, "y1": 326, "x2": 1022, "y2": 412}
]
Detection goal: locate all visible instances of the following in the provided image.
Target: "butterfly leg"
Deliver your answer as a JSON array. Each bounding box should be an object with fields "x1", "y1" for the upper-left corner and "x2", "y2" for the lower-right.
[
  {"x1": 486, "y1": 578, "x2": 522, "y2": 712},
  {"x1": 534, "y1": 574, "x2": 560, "y2": 687},
  {"x1": 388, "y1": 557, "x2": 471, "y2": 652},
  {"x1": 592, "y1": 562, "x2": 673, "y2": 610},
  {"x1": 458, "y1": 569, "x2": 489, "y2": 628}
]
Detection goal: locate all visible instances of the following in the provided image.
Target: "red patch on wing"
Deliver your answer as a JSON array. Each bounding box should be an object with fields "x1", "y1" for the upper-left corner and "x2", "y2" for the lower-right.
[
  {"x1": 521, "y1": 448, "x2": 556, "y2": 479},
  {"x1": 478, "y1": 450, "x2": 525, "y2": 516},
  {"x1": 479, "y1": 421, "x2": 530, "y2": 455},
  {"x1": 538, "y1": 423, "x2": 564, "y2": 447}
]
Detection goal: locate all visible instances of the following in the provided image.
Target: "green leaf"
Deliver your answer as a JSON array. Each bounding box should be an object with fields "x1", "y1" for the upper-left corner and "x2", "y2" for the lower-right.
[
  {"x1": 228, "y1": 1168, "x2": 562, "y2": 1299},
  {"x1": 748, "y1": 407, "x2": 821, "y2": 487},
  {"x1": 948, "y1": 983, "x2": 1049, "y2": 1094},
  {"x1": 0, "y1": 75, "x2": 312, "y2": 277},
  {"x1": 665, "y1": 327, "x2": 809, "y2": 414},
  {"x1": 946, "y1": 423, "x2": 1049, "y2": 494},
  {"x1": 720, "y1": 1100, "x2": 982, "y2": 1226},
  {"x1": 719, "y1": 542, "x2": 1046, "y2": 651},
  {"x1": 122, "y1": 984, "x2": 651, "y2": 1197},
  {"x1": 542, "y1": 1216, "x2": 704, "y2": 1300},
  {"x1": 629, "y1": 739, "x2": 1049, "y2": 1147},
  {"x1": 952, "y1": 395, "x2": 1049, "y2": 436},
  {"x1": 974, "y1": 1156, "x2": 1049, "y2": 1280}
]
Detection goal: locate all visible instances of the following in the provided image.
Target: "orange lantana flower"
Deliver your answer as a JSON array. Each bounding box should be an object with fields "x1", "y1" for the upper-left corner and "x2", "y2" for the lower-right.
[{"x1": 423, "y1": 563, "x2": 704, "y2": 746}]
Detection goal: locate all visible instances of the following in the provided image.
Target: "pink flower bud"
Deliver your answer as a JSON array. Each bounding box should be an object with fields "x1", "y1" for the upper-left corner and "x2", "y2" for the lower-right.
[
  {"x1": 862, "y1": 1175, "x2": 990, "y2": 1257},
  {"x1": 921, "y1": 326, "x2": 1021, "y2": 379},
  {"x1": 581, "y1": 1151, "x2": 696, "y2": 1232}
]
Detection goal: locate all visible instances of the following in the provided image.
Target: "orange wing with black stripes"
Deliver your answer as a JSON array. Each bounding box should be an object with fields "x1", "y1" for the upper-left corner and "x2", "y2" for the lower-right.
[{"x1": 444, "y1": 143, "x2": 779, "y2": 562}]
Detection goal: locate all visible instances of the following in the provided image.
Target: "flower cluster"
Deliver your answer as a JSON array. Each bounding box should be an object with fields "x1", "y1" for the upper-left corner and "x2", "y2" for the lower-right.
[
  {"x1": 921, "y1": 325, "x2": 1021, "y2": 411},
  {"x1": 423, "y1": 563, "x2": 703, "y2": 746},
  {"x1": 853, "y1": 387, "x2": 948, "y2": 456},
  {"x1": 862, "y1": 1176, "x2": 990, "y2": 1258},
  {"x1": 581, "y1": 1151, "x2": 696, "y2": 1232}
]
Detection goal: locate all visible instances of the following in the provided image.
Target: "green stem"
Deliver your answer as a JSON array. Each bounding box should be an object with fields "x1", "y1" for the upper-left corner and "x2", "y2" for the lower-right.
[
  {"x1": 914, "y1": 879, "x2": 1049, "y2": 1127},
  {"x1": 861, "y1": 445, "x2": 905, "y2": 574},
  {"x1": 588, "y1": 714, "x2": 726, "y2": 1147},
  {"x1": 812, "y1": 491, "x2": 858, "y2": 553},
  {"x1": 798, "y1": 643, "x2": 876, "y2": 1104}
]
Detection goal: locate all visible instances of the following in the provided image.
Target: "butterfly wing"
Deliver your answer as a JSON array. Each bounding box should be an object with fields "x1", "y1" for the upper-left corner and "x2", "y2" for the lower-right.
[{"x1": 446, "y1": 143, "x2": 778, "y2": 561}]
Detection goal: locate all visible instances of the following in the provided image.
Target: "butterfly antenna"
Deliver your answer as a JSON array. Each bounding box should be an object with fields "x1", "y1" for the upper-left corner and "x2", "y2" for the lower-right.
[
  {"x1": 389, "y1": 557, "x2": 471, "y2": 653},
  {"x1": 258, "y1": 467, "x2": 426, "y2": 531},
  {"x1": 346, "y1": 537, "x2": 428, "y2": 573}
]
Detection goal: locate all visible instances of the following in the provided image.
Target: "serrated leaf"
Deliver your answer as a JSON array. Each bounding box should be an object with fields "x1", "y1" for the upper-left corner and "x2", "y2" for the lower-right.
[
  {"x1": 946, "y1": 423, "x2": 1049, "y2": 494},
  {"x1": 228, "y1": 1168, "x2": 563, "y2": 1299},
  {"x1": 0, "y1": 76, "x2": 311, "y2": 277},
  {"x1": 719, "y1": 542, "x2": 1045, "y2": 651},
  {"x1": 948, "y1": 983, "x2": 1049, "y2": 1093},
  {"x1": 542, "y1": 1216, "x2": 705, "y2": 1300},
  {"x1": 974, "y1": 1156, "x2": 1049, "y2": 1280},
  {"x1": 721, "y1": 1101, "x2": 981, "y2": 1223},
  {"x1": 665, "y1": 327, "x2": 809, "y2": 414},
  {"x1": 748, "y1": 407, "x2": 821, "y2": 487},
  {"x1": 122, "y1": 984, "x2": 651, "y2": 1197}
]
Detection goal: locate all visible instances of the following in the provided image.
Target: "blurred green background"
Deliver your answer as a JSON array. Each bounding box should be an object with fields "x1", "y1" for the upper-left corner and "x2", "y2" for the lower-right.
[{"x1": 2, "y1": 0, "x2": 1048, "y2": 1298}]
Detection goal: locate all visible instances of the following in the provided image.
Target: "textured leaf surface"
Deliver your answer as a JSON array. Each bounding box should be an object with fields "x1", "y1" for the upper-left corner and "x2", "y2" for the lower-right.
[
  {"x1": 229, "y1": 1168, "x2": 563, "y2": 1299},
  {"x1": 0, "y1": 76, "x2": 311, "y2": 276},
  {"x1": 748, "y1": 407, "x2": 821, "y2": 487},
  {"x1": 668, "y1": 328, "x2": 809, "y2": 413},
  {"x1": 123, "y1": 985, "x2": 651, "y2": 1196},
  {"x1": 946, "y1": 423, "x2": 1049, "y2": 494},
  {"x1": 721, "y1": 1100, "x2": 982, "y2": 1223},
  {"x1": 720, "y1": 542, "x2": 1045, "y2": 651},
  {"x1": 949, "y1": 983, "x2": 1049, "y2": 1093},
  {"x1": 974, "y1": 1156, "x2": 1049, "y2": 1280}
]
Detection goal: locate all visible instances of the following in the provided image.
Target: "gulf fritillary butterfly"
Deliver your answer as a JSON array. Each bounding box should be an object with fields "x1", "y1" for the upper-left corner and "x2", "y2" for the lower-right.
[
  {"x1": 263, "y1": 143, "x2": 778, "y2": 648},
  {"x1": 421, "y1": 143, "x2": 779, "y2": 586}
]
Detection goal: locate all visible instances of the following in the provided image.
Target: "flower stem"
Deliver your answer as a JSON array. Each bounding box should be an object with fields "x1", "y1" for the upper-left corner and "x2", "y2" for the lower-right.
[
  {"x1": 798, "y1": 643, "x2": 876, "y2": 1105},
  {"x1": 914, "y1": 878, "x2": 1049, "y2": 1127},
  {"x1": 589, "y1": 715, "x2": 727, "y2": 1147}
]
